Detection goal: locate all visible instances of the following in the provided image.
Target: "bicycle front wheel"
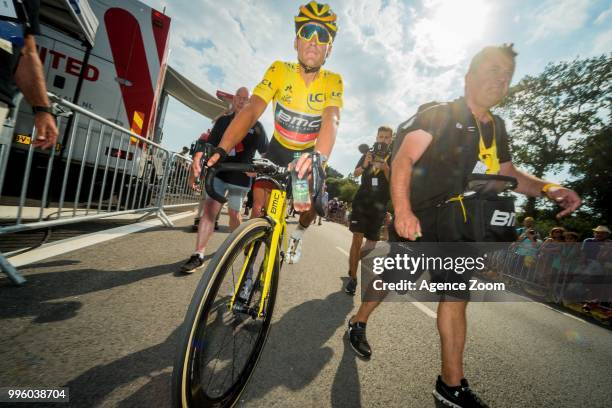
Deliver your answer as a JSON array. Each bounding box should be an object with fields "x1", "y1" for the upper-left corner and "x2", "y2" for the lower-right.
[{"x1": 172, "y1": 218, "x2": 280, "y2": 408}]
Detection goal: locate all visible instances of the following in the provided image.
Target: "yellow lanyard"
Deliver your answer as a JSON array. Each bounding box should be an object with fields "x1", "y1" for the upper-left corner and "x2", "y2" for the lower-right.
[{"x1": 474, "y1": 112, "x2": 500, "y2": 175}]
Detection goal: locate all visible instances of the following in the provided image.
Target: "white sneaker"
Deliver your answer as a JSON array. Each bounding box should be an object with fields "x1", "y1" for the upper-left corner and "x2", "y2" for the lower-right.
[{"x1": 287, "y1": 237, "x2": 302, "y2": 264}]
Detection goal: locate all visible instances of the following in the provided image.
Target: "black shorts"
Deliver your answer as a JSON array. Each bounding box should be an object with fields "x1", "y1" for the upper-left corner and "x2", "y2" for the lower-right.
[
  {"x1": 264, "y1": 137, "x2": 313, "y2": 167},
  {"x1": 349, "y1": 201, "x2": 386, "y2": 241},
  {"x1": 385, "y1": 208, "x2": 474, "y2": 300}
]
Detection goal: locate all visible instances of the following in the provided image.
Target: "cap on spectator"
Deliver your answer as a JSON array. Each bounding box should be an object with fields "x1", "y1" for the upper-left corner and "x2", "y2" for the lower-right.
[
  {"x1": 524, "y1": 216, "x2": 534, "y2": 222},
  {"x1": 593, "y1": 225, "x2": 611, "y2": 233},
  {"x1": 551, "y1": 227, "x2": 565, "y2": 233}
]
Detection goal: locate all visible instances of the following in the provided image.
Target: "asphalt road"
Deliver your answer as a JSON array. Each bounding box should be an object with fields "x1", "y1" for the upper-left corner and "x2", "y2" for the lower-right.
[{"x1": 0, "y1": 213, "x2": 610, "y2": 407}]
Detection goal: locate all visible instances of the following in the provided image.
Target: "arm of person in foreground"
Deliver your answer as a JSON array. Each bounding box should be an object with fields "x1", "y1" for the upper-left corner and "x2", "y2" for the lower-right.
[
  {"x1": 391, "y1": 130, "x2": 432, "y2": 241},
  {"x1": 499, "y1": 162, "x2": 581, "y2": 218},
  {"x1": 13, "y1": 35, "x2": 58, "y2": 149}
]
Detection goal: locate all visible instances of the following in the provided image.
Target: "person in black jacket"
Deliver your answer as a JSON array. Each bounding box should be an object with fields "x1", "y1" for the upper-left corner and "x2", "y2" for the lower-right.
[
  {"x1": 182, "y1": 87, "x2": 267, "y2": 273},
  {"x1": 344, "y1": 126, "x2": 392, "y2": 295}
]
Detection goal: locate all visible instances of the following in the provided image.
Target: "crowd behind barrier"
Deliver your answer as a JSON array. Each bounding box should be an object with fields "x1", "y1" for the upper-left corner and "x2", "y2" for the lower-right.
[
  {"x1": 0, "y1": 93, "x2": 201, "y2": 285},
  {"x1": 481, "y1": 236, "x2": 612, "y2": 324}
]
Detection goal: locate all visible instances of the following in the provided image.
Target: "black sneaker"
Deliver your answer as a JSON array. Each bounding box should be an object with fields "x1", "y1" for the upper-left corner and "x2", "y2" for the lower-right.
[
  {"x1": 433, "y1": 376, "x2": 489, "y2": 408},
  {"x1": 192, "y1": 218, "x2": 200, "y2": 232},
  {"x1": 181, "y1": 254, "x2": 204, "y2": 274},
  {"x1": 345, "y1": 278, "x2": 357, "y2": 295},
  {"x1": 347, "y1": 319, "x2": 371, "y2": 359},
  {"x1": 214, "y1": 221, "x2": 219, "y2": 230}
]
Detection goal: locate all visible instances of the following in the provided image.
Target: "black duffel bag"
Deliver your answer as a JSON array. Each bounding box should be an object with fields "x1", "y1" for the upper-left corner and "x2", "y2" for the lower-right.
[{"x1": 435, "y1": 175, "x2": 518, "y2": 242}]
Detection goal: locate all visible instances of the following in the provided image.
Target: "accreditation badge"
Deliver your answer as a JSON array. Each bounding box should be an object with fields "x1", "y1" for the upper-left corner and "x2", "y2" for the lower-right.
[{"x1": 471, "y1": 161, "x2": 488, "y2": 174}]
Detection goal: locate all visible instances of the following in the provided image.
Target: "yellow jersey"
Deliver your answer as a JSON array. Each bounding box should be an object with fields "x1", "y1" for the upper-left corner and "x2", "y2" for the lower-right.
[{"x1": 252, "y1": 60, "x2": 343, "y2": 150}]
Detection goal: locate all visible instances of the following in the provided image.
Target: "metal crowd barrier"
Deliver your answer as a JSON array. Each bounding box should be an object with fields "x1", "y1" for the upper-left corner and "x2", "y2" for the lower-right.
[
  {"x1": 0, "y1": 93, "x2": 200, "y2": 285},
  {"x1": 486, "y1": 244, "x2": 612, "y2": 304}
]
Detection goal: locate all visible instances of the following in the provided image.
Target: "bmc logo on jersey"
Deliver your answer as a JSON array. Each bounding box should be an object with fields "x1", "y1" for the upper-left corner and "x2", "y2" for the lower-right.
[{"x1": 490, "y1": 210, "x2": 516, "y2": 227}]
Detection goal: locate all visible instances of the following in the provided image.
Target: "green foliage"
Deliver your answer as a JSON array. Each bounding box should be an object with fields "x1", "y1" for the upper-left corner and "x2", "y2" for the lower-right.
[
  {"x1": 566, "y1": 125, "x2": 612, "y2": 224},
  {"x1": 339, "y1": 182, "x2": 359, "y2": 203},
  {"x1": 517, "y1": 210, "x2": 601, "y2": 241},
  {"x1": 325, "y1": 176, "x2": 358, "y2": 203},
  {"x1": 498, "y1": 53, "x2": 611, "y2": 217},
  {"x1": 325, "y1": 165, "x2": 343, "y2": 179}
]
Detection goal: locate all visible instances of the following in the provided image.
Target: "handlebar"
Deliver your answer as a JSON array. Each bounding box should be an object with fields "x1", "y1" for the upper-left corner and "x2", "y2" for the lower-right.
[{"x1": 201, "y1": 146, "x2": 327, "y2": 216}]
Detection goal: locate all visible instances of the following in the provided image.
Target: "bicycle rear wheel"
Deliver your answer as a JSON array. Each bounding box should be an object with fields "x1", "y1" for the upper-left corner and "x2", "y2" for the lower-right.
[{"x1": 172, "y1": 218, "x2": 280, "y2": 408}]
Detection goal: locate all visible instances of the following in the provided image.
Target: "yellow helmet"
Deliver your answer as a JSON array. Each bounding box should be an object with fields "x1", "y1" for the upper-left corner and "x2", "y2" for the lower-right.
[{"x1": 294, "y1": 1, "x2": 338, "y2": 40}]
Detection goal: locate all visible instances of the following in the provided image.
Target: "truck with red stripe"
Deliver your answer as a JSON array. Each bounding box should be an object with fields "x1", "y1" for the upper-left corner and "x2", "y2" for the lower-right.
[{"x1": 4, "y1": 0, "x2": 173, "y2": 203}]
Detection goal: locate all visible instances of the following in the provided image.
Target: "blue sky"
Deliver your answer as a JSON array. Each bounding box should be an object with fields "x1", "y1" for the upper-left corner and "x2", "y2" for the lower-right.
[{"x1": 144, "y1": 0, "x2": 611, "y2": 176}]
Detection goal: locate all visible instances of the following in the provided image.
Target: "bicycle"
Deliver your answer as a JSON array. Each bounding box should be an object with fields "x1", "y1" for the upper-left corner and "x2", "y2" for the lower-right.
[{"x1": 172, "y1": 152, "x2": 326, "y2": 408}]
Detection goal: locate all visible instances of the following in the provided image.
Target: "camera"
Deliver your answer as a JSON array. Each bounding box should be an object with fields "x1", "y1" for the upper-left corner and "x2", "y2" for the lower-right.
[{"x1": 358, "y1": 142, "x2": 390, "y2": 164}]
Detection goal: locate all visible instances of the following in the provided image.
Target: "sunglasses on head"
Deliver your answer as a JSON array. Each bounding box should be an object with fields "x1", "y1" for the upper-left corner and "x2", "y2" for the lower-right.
[{"x1": 297, "y1": 23, "x2": 332, "y2": 45}]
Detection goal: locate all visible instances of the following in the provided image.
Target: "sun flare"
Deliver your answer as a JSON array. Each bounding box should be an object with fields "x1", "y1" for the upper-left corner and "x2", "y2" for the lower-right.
[{"x1": 412, "y1": 0, "x2": 491, "y2": 66}]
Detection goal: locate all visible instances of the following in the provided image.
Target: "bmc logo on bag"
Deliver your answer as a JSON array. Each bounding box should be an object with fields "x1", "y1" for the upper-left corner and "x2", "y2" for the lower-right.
[{"x1": 490, "y1": 210, "x2": 516, "y2": 227}]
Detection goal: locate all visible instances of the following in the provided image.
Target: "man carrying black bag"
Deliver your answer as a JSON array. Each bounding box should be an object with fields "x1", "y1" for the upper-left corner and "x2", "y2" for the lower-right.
[{"x1": 347, "y1": 44, "x2": 581, "y2": 408}]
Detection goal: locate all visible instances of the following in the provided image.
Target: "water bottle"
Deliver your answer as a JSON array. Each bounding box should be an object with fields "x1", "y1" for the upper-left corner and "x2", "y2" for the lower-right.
[{"x1": 291, "y1": 152, "x2": 311, "y2": 212}]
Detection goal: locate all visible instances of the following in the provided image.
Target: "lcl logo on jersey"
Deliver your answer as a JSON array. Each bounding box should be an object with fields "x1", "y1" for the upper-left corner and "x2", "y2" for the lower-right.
[
  {"x1": 307, "y1": 93, "x2": 325, "y2": 110},
  {"x1": 490, "y1": 210, "x2": 516, "y2": 227}
]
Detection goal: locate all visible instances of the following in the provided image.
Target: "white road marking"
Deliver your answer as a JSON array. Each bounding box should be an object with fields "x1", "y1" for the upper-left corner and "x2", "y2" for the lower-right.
[
  {"x1": 411, "y1": 301, "x2": 437, "y2": 319},
  {"x1": 335, "y1": 246, "x2": 437, "y2": 319},
  {"x1": 7, "y1": 211, "x2": 195, "y2": 267},
  {"x1": 335, "y1": 246, "x2": 349, "y2": 257},
  {"x1": 539, "y1": 303, "x2": 588, "y2": 324}
]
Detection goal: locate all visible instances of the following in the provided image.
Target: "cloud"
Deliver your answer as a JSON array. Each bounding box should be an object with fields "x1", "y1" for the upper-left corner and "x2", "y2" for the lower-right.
[
  {"x1": 142, "y1": 0, "x2": 602, "y2": 175},
  {"x1": 594, "y1": 6, "x2": 612, "y2": 25},
  {"x1": 591, "y1": 29, "x2": 612, "y2": 56},
  {"x1": 527, "y1": 0, "x2": 593, "y2": 43}
]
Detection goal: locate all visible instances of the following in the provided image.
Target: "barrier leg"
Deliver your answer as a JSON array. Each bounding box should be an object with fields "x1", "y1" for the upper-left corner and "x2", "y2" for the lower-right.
[
  {"x1": 156, "y1": 209, "x2": 174, "y2": 228},
  {"x1": 0, "y1": 254, "x2": 26, "y2": 285},
  {"x1": 137, "y1": 210, "x2": 157, "y2": 223}
]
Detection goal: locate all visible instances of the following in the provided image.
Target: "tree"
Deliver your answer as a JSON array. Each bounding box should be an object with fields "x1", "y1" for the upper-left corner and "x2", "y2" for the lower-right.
[
  {"x1": 339, "y1": 182, "x2": 359, "y2": 203},
  {"x1": 325, "y1": 165, "x2": 343, "y2": 179},
  {"x1": 567, "y1": 125, "x2": 612, "y2": 224},
  {"x1": 497, "y1": 54, "x2": 611, "y2": 216}
]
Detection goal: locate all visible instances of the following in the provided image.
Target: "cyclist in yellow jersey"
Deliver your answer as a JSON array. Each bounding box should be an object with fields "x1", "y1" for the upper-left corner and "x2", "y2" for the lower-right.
[{"x1": 208, "y1": 1, "x2": 343, "y2": 264}]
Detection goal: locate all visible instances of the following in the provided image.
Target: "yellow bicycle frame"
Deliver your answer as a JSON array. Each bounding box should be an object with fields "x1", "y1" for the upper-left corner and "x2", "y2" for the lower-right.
[{"x1": 228, "y1": 188, "x2": 287, "y2": 318}]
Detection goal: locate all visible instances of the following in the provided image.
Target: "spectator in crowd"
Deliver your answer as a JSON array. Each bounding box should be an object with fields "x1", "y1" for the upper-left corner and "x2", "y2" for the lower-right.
[
  {"x1": 515, "y1": 228, "x2": 542, "y2": 269},
  {"x1": 582, "y1": 225, "x2": 611, "y2": 262},
  {"x1": 327, "y1": 197, "x2": 339, "y2": 221},
  {"x1": 560, "y1": 231, "x2": 582, "y2": 273},
  {"x1": 0, "y1": 0, "x2": 58, "y2": 148},
  {"x1": 182, "y1": 87, "x2": 267, "y2": 273},
  {"x1": 316, "y1": 187, "x2": 328, "y2": 225},
  {"x1": 539, "y1": 227, "x2": 565, "y2": 286},
  {"x1": 581, "y1": 225, "x2": 612, "y2": 284},
  {"x1": 516, "y1": 216, "x2": 541, "y2": 241}
]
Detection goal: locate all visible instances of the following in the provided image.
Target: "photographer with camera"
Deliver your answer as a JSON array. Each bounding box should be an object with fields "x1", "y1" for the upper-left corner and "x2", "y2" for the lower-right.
[{"x1": 344, "y1": 126, "x2": 393, "y2": 295}]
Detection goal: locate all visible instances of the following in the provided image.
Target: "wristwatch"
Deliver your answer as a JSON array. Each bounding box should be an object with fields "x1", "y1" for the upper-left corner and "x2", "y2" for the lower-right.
[{"x1": 32, "y1": 105, "x2": 55, "y2": 116}]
